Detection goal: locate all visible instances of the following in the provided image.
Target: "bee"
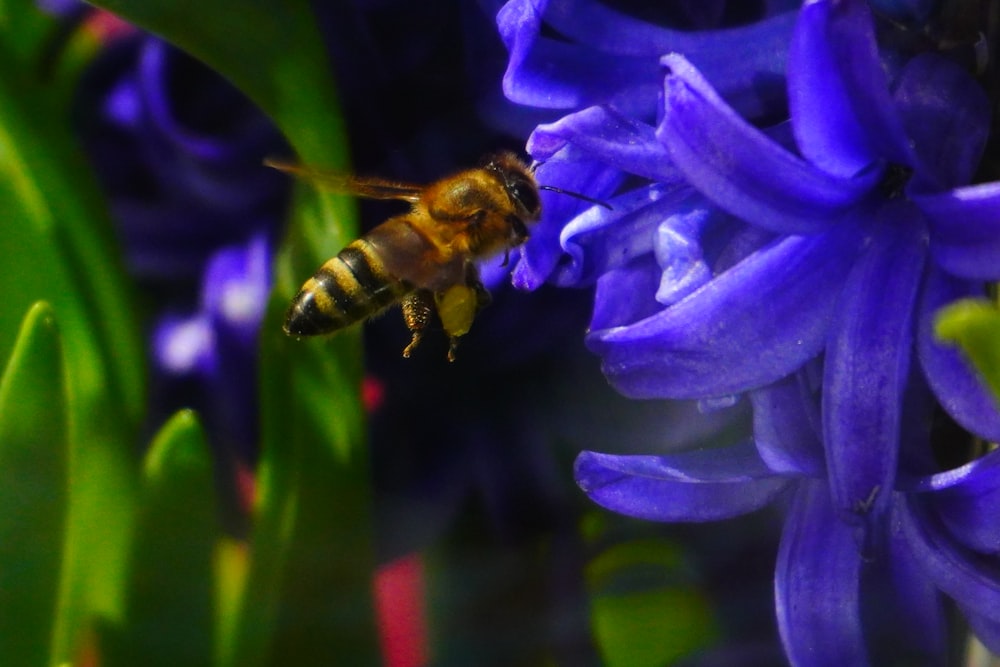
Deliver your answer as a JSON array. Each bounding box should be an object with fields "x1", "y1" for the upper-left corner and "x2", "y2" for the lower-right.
[{"x1": 268, "y1": 152, "x2": 543, "y2": 361}]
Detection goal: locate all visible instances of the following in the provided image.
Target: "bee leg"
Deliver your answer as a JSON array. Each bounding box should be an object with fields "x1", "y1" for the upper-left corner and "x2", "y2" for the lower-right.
[
  {"x1": 435, "y1": 283, "x2": 480, "y2": 362},
  {"x1": 509, "y1": 215, "x2": 530, "y2": 244},
  {"x1": 401, "y1": 290, "x2": 434, "y2": 358}
]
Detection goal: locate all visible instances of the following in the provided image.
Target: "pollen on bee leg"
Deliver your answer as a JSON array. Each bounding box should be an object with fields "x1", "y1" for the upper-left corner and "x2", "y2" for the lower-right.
[
  {"x1": 436, "y1": 285, "x2": 476, "y2": 337},
  {"x1": 401, "y1": 290, "x2": 434, "y2": 358}
]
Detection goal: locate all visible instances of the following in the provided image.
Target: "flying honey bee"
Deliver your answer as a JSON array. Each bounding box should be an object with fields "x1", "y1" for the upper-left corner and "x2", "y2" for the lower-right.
[{"x1": 268, "y1": 152, "x2": 546, "y2": 361}]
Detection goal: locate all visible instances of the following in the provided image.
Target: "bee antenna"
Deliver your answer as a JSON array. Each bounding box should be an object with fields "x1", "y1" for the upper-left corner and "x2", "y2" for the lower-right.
[{"x1": 539, "y1": 185, "x2": 613, "y2": 210}]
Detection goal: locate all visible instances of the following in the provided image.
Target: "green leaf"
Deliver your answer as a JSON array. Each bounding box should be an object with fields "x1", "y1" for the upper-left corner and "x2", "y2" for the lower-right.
[
  {"x1": 0, "y1": 0, "x2": 57, "y2": 67},
  {"x1": 77, "y1": 3, "x2": 376, "y2": 663},
  {"x1": 223, "y1": 295, "x2": 375, "y2": 667},
  {"x1": 0, "y1": 23, "x2": 145, "y2": 429},
  {"x1": 587, "y1": 538, "x2": 718, "y2": 667},
  {"x1": 0, "y1": 24, "x2": 144, "y2": 661},
  {"x1": 0, "y1": 302, "x2": 69, "y2": 667},
  {"x1": 934, "y1": 298, "x2": 1000, "y2": 403},
  {"x1": 107, "y1": 410, "x2": 217, "y2": 667}
]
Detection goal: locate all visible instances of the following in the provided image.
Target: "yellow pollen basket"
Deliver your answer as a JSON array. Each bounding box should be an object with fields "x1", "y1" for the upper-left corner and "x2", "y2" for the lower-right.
[{"x1": 435, "y1": 284, "x2": 477, "y2": 337}]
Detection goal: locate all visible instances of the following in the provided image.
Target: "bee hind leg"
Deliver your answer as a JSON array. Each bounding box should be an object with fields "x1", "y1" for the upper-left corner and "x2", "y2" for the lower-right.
[
  {"x1": 401, "y1": 290, "x2": 434, "y2": 358},
  {"x1": 435, "y1": 282, "x2": 482, "y2": 362}
]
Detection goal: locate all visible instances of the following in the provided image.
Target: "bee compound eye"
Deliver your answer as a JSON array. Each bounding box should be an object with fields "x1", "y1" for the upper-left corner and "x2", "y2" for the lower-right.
[{"x1": 508, "y1": 176, "x2": 540, "y2": 216}]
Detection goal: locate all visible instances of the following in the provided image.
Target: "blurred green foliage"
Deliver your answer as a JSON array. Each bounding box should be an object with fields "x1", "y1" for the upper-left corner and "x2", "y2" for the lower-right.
[{"x1": 0, "y1": 0, "x2": 376, "y2": 664}]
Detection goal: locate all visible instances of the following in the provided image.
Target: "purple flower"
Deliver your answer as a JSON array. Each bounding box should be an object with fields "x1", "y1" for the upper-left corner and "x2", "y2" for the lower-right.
[
  {"x1": 497, "y1": 0, "x2": 797, "y2": 120},
  {"x1": 497, "y1": 0, "x2": 799, "y2": 291},
  {"x1": 576, "y1": 369, "x2": 1000, "y2": 662},
  {"x1": 495, "y1": 0, "x2": 1000, "y2": 662},
  {"x1": 585, "y1": 0, "x2": 1000, "y2": 526}
]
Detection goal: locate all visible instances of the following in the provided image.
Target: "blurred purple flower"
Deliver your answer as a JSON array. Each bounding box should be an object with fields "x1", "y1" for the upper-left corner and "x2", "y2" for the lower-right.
[
  {"x1": 152, "y1": 233, "x2": 271, "y2": 521},
  {"x1": 75, "y1": 34, "x2": 288, "y2": 283}
]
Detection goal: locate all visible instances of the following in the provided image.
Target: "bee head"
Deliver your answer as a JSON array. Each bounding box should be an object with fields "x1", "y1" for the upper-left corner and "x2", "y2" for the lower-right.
[{"x1": 484, "y1": 152, "x2": 542, "y2": 221}]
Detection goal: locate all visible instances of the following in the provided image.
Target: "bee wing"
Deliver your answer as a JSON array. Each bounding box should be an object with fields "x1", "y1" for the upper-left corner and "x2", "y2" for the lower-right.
[{"x1": 265, "y1": 159, "x2": 423, "y2": 203}]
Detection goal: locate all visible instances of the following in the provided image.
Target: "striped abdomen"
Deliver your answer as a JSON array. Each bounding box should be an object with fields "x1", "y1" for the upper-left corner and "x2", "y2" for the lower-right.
[{"x1": 283, "y1": 239, "x2": 410, "y2": 336}]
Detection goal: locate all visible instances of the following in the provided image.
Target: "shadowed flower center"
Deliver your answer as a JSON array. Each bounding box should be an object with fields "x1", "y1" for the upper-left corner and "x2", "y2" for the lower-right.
[{"x1": 878, "y1": 164, "x2": 914, "y2": 199}]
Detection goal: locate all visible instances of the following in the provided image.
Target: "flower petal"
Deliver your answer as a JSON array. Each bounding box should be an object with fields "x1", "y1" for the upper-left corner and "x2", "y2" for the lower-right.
[
  {"x1": 497, "y1": 0, "x2": 660, "y2": 115},
  {"x1": 750, "y1": 374, "x2": 824, "y2": 476},
  {"x1": 554, "y1": 184, "x2": 687, "y2": 286},
  {"x1": 789, "y1": 0, "x2": 912, "y2": 176},
  {"x1": 894, "y1": 54, "x2": 990, "y2": 191},
  {"x1": 653, "y1": 207, "x2": 717, "y2": 307},
  {"x1": 914, "y1": 182, "x2": 1000, "y2": 280},
  {"x1": 916, "y1": 266, "x2": 1000, "y2": 441},
  {"x1": 898, "y1": 496, "x2": 1000, "y2": 624},
  {"x1": 876, "y1": 509, "x2": 947, "y2": 663},
  {"x1": 528, "y1": 106, "x2": 679, "y2": 182},
  {"x1": 823, "y1": 204, "x2": 927, "y2": 527},
  {"x1": 587, "y1": 220, "x2": 863, "y2": 399},
  {"x1": 912, "y1": 448, "x2": 1000, "y2": 555},
  {"x1": 775, "y1": 481, "x2": 868, "y2": 667},
  {"x1": 658, "y1": 54, "x2": 883, "y2": 234},
  {"x1": 537, "y1": 0, "x2": 795, "y2": 118},
  {"x1": 589, "y1": 256, "x2": 665, "y2": 331},
  {"x1": 574, "y1": 442, "x2": 790, "y2": 522}
]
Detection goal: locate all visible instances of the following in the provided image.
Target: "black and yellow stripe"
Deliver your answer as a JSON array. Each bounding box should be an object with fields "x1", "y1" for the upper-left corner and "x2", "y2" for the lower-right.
[{"x1": 283, "y1": 239, "x2": 409, "y2": 336}]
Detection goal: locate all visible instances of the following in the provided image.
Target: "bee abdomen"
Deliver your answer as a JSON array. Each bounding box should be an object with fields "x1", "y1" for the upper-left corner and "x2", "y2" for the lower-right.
[{"x1": 283, "y1": 240, "x2": 408, "y2": 336}]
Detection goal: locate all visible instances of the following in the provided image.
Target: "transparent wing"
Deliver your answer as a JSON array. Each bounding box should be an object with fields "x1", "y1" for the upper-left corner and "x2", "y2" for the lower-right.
[{"x1": 264, "y1": 159, "x2": 423, "y2": 202}]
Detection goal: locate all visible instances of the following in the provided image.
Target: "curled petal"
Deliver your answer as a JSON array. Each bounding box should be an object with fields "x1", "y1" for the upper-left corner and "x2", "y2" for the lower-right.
[
  {"x1": 589, "y1": 256, "x2": 665, "y2": 331},
  {"x1": 653, "y1": 207, "x2": 716, "y2": 306},
  {"x1": 914, "y1": 182, "x2": 1000, "y2": 280},
  {"x1": 588, "y1": 220, "x2": 864, "y2": 399},
  {"x1": 538, "y1": 0, "x2": 795, "y2": 118},
  {"x1": 528, "y1": 106, "x2": 679, "y2": 182},
  {"x1": 574, "y1": 442, "x2": 790, "y2": 522},
  {"x1": 789, "y1": 0, "x2": 912, "y2": 176},
  {"x1": 916, "y1": 266, "x2": 1000, "y2": 440},
  {"x1": 497, "y1": 0, "x2": 659, "y2": 114},
  {"x1": 498, "y1": 0, "x2": 792, "y2": 118},
  {"x1": 776, "y1": 481, "x2": 868, "y2": 667},
  {"x1": 823, "y1": 205, "x2": 927, "y2": 527},
  {"x1": 894, "y1": 54, "x2": 990, "y2": 191},
  {"x1": 750, "y1": 374, "x2": 824, "y2": 476},
  {"x1": 658, "y1": 54, "x2": 883, "y2": 234},
  {"x1": 555, "y1": 184, "x2": 687, "y2": 286},
  {"x1": 909, "y1": 448, "x2": 1000, "y2": 555},
  {"x1": 898, "y1": 496, "x2": 1000, "y2": 624}
]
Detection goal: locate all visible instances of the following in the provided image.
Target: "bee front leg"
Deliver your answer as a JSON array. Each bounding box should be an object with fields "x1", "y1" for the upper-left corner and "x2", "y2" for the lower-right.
[
  {"x1": 401, "y1": 289, "x2": 434, "y2": 358},
  {"x1": 501, "y1": 216, "x2": 530, "y2": 266}
]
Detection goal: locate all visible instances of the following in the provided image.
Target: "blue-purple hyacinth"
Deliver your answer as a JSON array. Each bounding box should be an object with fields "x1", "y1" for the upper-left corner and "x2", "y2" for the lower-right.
[{"x1": 498, "y1": 0, "x2": 1000, "y2": 662}]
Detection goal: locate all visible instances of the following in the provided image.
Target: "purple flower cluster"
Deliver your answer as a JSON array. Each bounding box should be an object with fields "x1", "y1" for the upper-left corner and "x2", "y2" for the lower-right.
[{"x1": 499, "y1": 0, "x2": 1000, "y2": 661}]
